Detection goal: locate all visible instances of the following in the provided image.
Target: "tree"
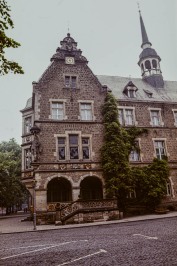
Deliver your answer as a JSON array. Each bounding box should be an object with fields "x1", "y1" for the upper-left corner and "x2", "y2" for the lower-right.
[
  {"x1": 101, "y1": 92, "x2": 169, "y2": 212},
  {"x1": 0, "y1": 0, "x2": 24, "y2": 75},
  {"x1": 132, "y1": 158, "x2": 169, "y2": 210},
  {"x1": 0, "y1": 139, "x2": 28, "y2": 214},
  {"x1": 101, "y1": 93, "x2": 132, "y2": 211}
]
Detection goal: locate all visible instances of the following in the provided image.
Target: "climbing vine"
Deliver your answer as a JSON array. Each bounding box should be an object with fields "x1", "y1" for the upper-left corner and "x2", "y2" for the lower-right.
[{"x1": 101, "y1": 92, "x2": 169, "y2": 211}]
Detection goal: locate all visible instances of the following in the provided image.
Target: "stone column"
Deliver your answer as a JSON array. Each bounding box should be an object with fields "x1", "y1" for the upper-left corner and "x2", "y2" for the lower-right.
[
  {"x1": 36, "y1": 190, "x2": 47, "y2": 212},
  {"x1": 72, "y1": 187, "x2": 80, "y2": 201}
]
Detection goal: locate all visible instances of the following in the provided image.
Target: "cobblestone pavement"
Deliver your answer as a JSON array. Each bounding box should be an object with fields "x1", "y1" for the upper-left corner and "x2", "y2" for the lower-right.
[
  {"x1": 0, "y1": 211, "x2": 177, "y2": 234},
  {"x1": 1, "y1": 217, "x2": 177, "y2": 265}
]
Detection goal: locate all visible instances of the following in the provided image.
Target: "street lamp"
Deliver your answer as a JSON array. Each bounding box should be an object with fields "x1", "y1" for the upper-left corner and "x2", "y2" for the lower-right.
[
  {"x1": 33, "y1": 180, "x2": 37, "y2": 230},
  {"x1": 30, "y1": 125, "x2": 40, "y2": 231}
]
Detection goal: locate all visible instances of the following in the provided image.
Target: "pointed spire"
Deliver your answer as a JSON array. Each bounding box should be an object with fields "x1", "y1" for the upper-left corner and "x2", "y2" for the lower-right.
[{"x1": 139, "y1": 9, "x2": 152, "y2": 48}]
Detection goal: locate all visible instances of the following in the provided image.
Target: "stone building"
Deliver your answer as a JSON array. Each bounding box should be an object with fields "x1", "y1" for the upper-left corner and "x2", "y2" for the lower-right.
[{"x1": 21, "y1": 12, "x2": 177, "y2": 223}]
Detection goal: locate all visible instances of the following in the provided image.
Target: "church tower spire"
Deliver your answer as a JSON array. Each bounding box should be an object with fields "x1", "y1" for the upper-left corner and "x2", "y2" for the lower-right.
[{"x1": 138, "y1": 10, "x2": 164, "y2": 88}]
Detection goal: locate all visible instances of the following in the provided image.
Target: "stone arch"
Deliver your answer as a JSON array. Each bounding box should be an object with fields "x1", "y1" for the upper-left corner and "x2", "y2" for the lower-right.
[
  {"x1": 80, "y1": 176, "x2": 103, "y2": 200},
  {"x1": 152, "y1": 59, "x2": 157, "y2": 69},
  {"x1": 44, "y1": 174, "x2": 74, "y2": 189},
  {"x1": 47, "y1": 177, "x2": 72, "y2": 203}
]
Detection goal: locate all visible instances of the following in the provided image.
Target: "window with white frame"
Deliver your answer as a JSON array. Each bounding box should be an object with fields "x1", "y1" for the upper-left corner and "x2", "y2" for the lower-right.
[
  {"x1": 57, "y1": 134, "x2": 91, "y2": 161},
  {"x1": 51, "y1": 102, "x2": 64, "y2": 120},
  {"x1": 80, "y1": 103, "x2": 92, "y2": 121},
  {"x1": 172, "y1": 110, "x2": 177, "y2": 125},
  {"x1": 58, "y1": 137, "x2": 66, "y2": 160},
  {"x1": 154, "y1": 140, "x2": 166, "y2": 160},
  {"x1": 69, "y1": 135, "x2": 79, "y2": 159},
  {"x1": 82, "y1": 137, "x2": 90, "y2": 159},
  {"x1": 118, "y1": 108, "x2": 136, "y2": 126},
  {"x1": 150, "y1": 110, "x2": 162, "y2": 126},
  {"x1": 64, "y1": 75, "x2": 77, "y2": 89},
  {"x1": 24, "y1": 148, "x2": 32, "y2": 169},
  {"x1": 129, "y1": 141, "x2": 140, "y2": 162},
  {"x1": 24, "y1": 116, "x2": 32, "y2": 134},
  {"x1": 127, "y1": 89, "x2": 136, "y2": 98},
  {"x1": 127, "y1": 189, "x2": 136, "y2": 199}
]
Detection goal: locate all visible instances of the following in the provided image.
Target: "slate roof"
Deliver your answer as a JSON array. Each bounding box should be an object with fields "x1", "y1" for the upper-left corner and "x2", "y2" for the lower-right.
[
  {"x1": 97, "y1": 75, "x2": 177, "y2": 103},
  {"x1": 21, "y1": 97, "x2": 32, "y2": 111}
]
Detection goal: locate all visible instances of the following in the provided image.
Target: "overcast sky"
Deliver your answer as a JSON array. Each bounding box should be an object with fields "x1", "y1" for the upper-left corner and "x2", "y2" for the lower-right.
[{"x1": 0, "y1": 0, "x2": 177, "y2": 144}]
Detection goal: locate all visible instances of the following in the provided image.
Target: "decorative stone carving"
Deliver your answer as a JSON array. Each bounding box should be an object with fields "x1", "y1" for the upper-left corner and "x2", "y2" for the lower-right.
[{"x1": 31, "y1": 135, "x2": 42, "y2": 162}]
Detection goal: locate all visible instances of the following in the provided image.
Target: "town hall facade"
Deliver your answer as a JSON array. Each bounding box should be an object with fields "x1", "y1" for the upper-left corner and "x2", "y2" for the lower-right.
[{"x1": 21, "y1": 12, "x2": 177, "y2": 224}]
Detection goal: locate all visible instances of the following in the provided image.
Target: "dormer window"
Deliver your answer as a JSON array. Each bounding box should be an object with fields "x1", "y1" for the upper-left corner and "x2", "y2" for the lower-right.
[
  {"x1": 144, "y1": 89, "x2": 153, "y2": 98},
  {"x1": 123, "y1": 81, "x2": 138, "y2": 98},
  {"x1": 128, "y1": 89, "x2": 136, "y2": 98}
]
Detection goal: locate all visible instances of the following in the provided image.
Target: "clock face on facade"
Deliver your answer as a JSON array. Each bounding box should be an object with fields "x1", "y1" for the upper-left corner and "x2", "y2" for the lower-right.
[{"x1": 65, "y1": 57, "x2": 75, "y2": 64}]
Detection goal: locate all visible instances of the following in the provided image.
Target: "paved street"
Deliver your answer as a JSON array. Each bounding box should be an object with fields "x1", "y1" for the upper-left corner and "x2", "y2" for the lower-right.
[{"x1": 1, "y1": 217, "x2": 177, "y2": 265}]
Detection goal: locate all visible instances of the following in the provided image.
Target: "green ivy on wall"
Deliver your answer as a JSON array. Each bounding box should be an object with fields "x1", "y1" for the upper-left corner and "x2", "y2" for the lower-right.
[{"x1": 101, "y1": 92, "x2": 169, "y2": 211}]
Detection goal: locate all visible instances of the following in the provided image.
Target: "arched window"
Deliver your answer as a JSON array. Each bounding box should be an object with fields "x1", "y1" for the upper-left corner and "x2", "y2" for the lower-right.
[
  {"x1": 80, "y1": 176, "x2": 103, "y2": 200},
  {"x1": 145, "y1": 60, "x2": 151, "y2": 70},
  {"x1": 47, "y1": 177, "x2": 72, "y2": 202},
  {"x1": 152, "y1": 59, "x2": 157, "y2": 69},
  {"x1": 166, "y1": 180, "x2": 172, "y2": 196},
  {"x1": 141, "y1": 63, "x2": 144, "y2": 72}
]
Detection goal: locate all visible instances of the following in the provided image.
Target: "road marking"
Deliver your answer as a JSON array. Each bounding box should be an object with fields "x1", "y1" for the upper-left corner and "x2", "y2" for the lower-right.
[
  {"x1": 133, "y1": 234, "x2": 158, "y2": 240},
  {"x1": 0, "y1": 240, "x2": 88, "y2": 252},
  {"x1": 57, "y1": 249, "x2": 107, "y2": 266},
  {"x1": 1, "y1": 240, "x2": 88, "y2": 260}
]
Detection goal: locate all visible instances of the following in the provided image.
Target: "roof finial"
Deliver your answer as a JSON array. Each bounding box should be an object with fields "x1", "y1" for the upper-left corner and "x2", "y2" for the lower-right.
[{"x1": 67, "y1": 21, "x2": 70, "y2": 34}]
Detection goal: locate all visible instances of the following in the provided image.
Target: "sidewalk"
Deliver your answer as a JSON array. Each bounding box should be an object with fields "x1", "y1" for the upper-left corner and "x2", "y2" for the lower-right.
[{"x1": 1, "y1": 211, "x2": 177, "y2": 234}]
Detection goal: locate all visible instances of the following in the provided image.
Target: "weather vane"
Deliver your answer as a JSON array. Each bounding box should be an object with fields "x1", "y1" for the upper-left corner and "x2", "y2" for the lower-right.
[
  {"x1": 67, "y1": 21, "x2": 70, "y2": 33},
  {"x1": 137, "y1": 1, "x2": 141, "y2": 15}
]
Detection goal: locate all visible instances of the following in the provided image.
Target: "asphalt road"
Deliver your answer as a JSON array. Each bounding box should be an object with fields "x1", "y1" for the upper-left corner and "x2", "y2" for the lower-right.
[{"x1": 0, "y1": 217, "x2": 177, "y2": 266}]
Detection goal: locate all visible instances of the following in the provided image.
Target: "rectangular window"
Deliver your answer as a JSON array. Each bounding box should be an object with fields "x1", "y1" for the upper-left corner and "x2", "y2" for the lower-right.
[
  {"x1": 125, "y1": 109, "x2": 134, "y2": 125},
  {"x1": 80, "y1": 103, "x2": 92, "y2": 120},
  {"x1": 118, "y1": 108, "x2": 135, "y2": 126},
  {"x1": 118, "y1": 109, "x2": 124, "y2": 125},
  {"x1": 69, "y1": 135, "x2": 79, "y2": 159},
  {"x1": 24, "y1": 149, "x2": 32, "y2": 169},
  {"x1": 51, "y1": 102, "x2": 64, "y2": 120},
  {"x1": 64, "y1": 76, "x2": 77, "y2": 89},
  {"x1": 82, "y1": 137, "x2": 90, "y2": 159},
  {"x1": 65, "y1": 76, "x2": 70, "y2": 87},
  {"x1": 173, "y1": 111, "x2": 177, "y2": 124},
  {"x1": 154, "y1": 140, "x2": 166, "y2": 159},
  {"x1": 24, "y1": 117, "x2": 32, "y2": 134},
  {"x1": 150, "y1": 110, "x2": 161, "y2": 126},
  {"x1": 57, "y1": 134, "x2": 91, "y2": 161},
  {"x1": 129, "y1": 141, "x2": 140, "y2": 161},
  {"x1": 129, "y1": 150, "x2": 140, "y2": 161},
  {"x1": 58, "y1": 137, "x2": 66, "y2": 160}
]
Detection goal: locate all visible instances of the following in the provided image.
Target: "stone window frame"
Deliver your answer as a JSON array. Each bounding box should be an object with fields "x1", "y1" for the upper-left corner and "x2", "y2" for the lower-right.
[
  {"x1": 63, "y1": 74, "x2": 78, "y2": 89},
  {"x1": 166, "y1": 177, "x2": 175, "y2": 198},
  {"x1": 129, "y1": 138, "x2": 142, "y2": 162},
  {"x1": 172, "y1": 109, "x2": 177, "y2": 127},
  {"x1": 23, "y1": 115, "x2": 33, "y2": 135},
  {"x1": 22, "y1": 145, "x2": 32, "y2": 171},
  {"x1": 54, "y1": 131, "x2": 92, "y2": 161},
  {"x1": 152, "y1": 138, "x2": 169, "y2": 159},
  {"x1": 78, "y1": 100, "x2": 96, "y2": 121},
  {"x1": 118, "y1": 106, "x2": 138, "y2": 126},
  {"x1": 148, "y1": 107, "x2": 164, "y2": 127},
  {"x1": 49, "y1": 99, "x2": 67, "y2": 120}
]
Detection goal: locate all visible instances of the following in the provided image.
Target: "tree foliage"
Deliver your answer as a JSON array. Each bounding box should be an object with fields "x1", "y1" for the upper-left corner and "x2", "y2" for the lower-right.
[
  {"x1": 0, "y1": 139, "x2": 27, "y2": 213},
  {"x1": 0, "y1": 0, "x2": 24, "y2": 75},
  {"x1": 101, "y1": 92, "x2": 169, "y2": 211}
]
